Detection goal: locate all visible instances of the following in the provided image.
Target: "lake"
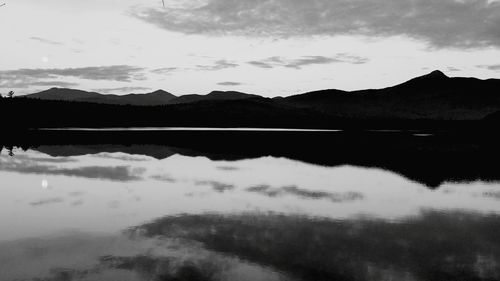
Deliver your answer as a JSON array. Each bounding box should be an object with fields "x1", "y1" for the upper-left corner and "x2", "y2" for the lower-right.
[{"x1": 1, "y1": 131, "x2": 500, "y2": 281}]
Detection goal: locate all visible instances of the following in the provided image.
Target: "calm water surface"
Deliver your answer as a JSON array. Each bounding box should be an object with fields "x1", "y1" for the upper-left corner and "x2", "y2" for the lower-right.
[{"x1": 1, "y1": 141, "x2": 500, "y2": 281}]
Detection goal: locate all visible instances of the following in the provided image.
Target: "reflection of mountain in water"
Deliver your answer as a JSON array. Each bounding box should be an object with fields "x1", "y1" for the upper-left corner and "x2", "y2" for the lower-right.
[{"x1": 2, "y1": 130, "x2": 500, "y2": 188}]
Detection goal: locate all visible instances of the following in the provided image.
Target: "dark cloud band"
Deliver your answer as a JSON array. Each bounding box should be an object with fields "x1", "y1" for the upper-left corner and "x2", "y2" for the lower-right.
[
  {"x1": 0, "y1": 65, "x2": 146, "y2": 89},
  {"x1": 248, "y1": 54, "x2": 368, "y2": 69},
  {"x1": 131, "y1": 0, "x2": 500, "y2": 48},
  {"x1": 217, "y1": 81, "x2": 243, "y2": 86},
  {"x1": 0, "y1": 65, "x2": 145, "y2": 82},
  {"x1": 478, "y1": 64, "x2": 500, "y2": 70}
]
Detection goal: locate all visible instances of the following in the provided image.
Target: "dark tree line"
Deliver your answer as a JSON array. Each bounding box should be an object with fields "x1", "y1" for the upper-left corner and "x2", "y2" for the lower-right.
[
  {"x1": 0, "y1": 90, "x2": 14, "y2": 98},
  {"x1": 0, "y1": 93, "x2": 496, "y2": 132}
]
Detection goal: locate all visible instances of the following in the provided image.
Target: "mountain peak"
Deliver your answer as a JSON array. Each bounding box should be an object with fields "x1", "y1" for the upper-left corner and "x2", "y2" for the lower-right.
[
  {"x1": 148, "y1": 89, "x2": 175, "y2": 96},
  {"x1": 25, "y1": 87, "x2": 101, "y2": 101},
  {"x1": 427, "y1": 70, "x2": 448, "y2": 78},
  {"x1": 206, "y1": 90, "x2": 258, "y2": 99},
  {"x1": 398, "y1": 69, "x2": 449, "y2": 88},
  {"x1": 208, "y1": 90, "x2": 243, "y2": 95},
  {"x1": 151, "y1": 89, "x2": 169, "y2": 94}
]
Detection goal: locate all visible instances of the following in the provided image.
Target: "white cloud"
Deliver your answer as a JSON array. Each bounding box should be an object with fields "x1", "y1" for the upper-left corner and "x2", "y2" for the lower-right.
[{"x1": 248, "y1": 54, "x2": 368, "y2": 69}]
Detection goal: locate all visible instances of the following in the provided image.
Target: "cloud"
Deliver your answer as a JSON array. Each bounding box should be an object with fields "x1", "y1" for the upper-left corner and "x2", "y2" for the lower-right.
[
  {"x1": 0, "y1": 79, "x2": 79, "y2": 89},
  {"x1": 130, "y1": 0, "x2": 500, "y2": 48},
  {"x1": 248, "y1": 54, "x2": 368, "y2": 69},
  {"x1": 217, "y1": 82, "x2": 243, "y2": 86},
  {"x1": 92, "y1": 87, "x2": 152, "y2": 94},
  {"x1": 0, "y1": 65, "x2": 146, "y2": 90},
  {"x1": 446, "y1": 67, "x2": 461, "y2": 72},
  {"x1": 196, "y1": 60, "x2": 239, "y2": 71},
  {"x1": 30, "y1": 36, "x2": 63, "y2": 46},
  {"x1": 477, "y1": 64, "x2": 500, "y2": 70},
  {"x1": 152, "y1": 62, "x2": 238, "y2": 75},
  {"x1": 31, "y1": 81, "x2": 79, "y2": 87},
  {"x1": 0, "y1": 65, "x2": 146, "y2": 88},
  {"x1": 247, "y1": 61, "x2": 274, "y2": 69},
  {"x1": 151, "y1": 67, "x2": 179, "y2": 75}
]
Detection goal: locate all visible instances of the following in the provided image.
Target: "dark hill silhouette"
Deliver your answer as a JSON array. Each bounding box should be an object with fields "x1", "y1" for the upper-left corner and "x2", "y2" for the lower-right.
[
  {"x1": 20, "y1": 70, "x2": 500, "y2": 120},
  {"x1": 484, "y1": 110, "x2": 500, "y2": 122},
  {"x1": 24, "y1": 88, "x2": 259, "y2": 106},
  {"x1": 2, "y1": 96, "x2": 333, "y2": 129},
  {"x1": 26, "y1": 88, "x2": 102, "y2": 101},
  {"x1": 281, "y1": 70, "x2": 500, "y2": 120},
  {"x1": 107, "y1": 89, "x2": 177, "y2": 105},
  {"x1": 4, "y1": 70, "x2": 500, "y2": 130},
  {"x1": 168, "y1": 90, "x2": 260, "y2": 104},
  {"x1": 24, "y1": 88, "x2": 177, "y2": 106}
]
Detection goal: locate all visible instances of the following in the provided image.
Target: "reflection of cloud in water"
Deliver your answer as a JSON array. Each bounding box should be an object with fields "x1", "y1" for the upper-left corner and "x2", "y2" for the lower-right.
[
  {"x1": 246, "y1": 184, "x2": 364, "y2": 202},
  {"x1": 68, "y1": 191, "x2": 85, "y2": 197},
  {"x1": 99, "y1": 255, "x2": 221, "y2": 281},
  {"x1": 196, "y1": 181, "x2": 235, "y2": 193},
  {"x1": 150, "y1": 174, "x2": 177, "y2": 183},
  {"x1": 247, "y1": 185, "x2": 277, "y2": 196},
  {"x1": 108, "y1": 200, "x2": 121, "y2": 209},
  {"x1": 0, "y1": 232, "x2": 289, "y2": 281},
  {"x1": 26, "y1": 157, "x2": 77, "y2": 163},
  {"x1": 30, "y1": 197, "x2": 64, "y2": 207},
  {"x1": 71, "y1": 199, "x2": 84, "y2": 206},
  {"x1": 92, "y1": 153, "x2": 150, "y2": 162},
  {"x1": 483, "y1": 191, "x2": 500, "y2": 200},
  {"x1": 217, "y1": 166, "x2": 239, "y2": 171},
  {"x1": 0, "y1": 233, "x2": 156, "y2": 281},
  {"x1": 133, "y1": 211, "x2": 500, "y2": 281},
  {"x1": 0, "y1": 157, "x2": 144, "y2": 181},
  {"x1": 1, "y1": 152, "x2": 78, "y2": 164}
]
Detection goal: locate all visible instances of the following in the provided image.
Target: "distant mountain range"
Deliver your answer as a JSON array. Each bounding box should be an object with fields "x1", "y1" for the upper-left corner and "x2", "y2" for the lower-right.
[
  {"x1": 20, "y1": 70, "x2": 500, "y2": 121},
  {"x1": 24, "y1": 88, "x2": 258, "y2": 106}
]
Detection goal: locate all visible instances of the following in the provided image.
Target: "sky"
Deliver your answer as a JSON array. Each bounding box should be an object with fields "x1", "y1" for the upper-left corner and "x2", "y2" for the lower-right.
[{"x1": 1, "y1": 0, "x2": 500, "y2": 97}]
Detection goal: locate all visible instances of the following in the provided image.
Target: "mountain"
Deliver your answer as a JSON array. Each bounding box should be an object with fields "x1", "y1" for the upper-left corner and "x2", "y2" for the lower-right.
[
  {"x1": 23, "y1": 88, "x2": 258, "y2": 106},
  {"x1": 280, "y1": 70, "x2": 500, "y2": 120},
  {"x1": 24, "y1": 88, "x2": 177, "y2": 106},
  {"x1": 484, "y1": 110, "x2": 500, "y2": 122},
  {"x1": 11, "y1": 70, "x2": 500, "y2": 128},
  {"x1": 26, "y1": 88, "x2": 102, "y2": 101},
  {"x1": 169, "y1": 91, "x2": 260, "y2": 104},
  {"x1": 82, "y1": 89, "x2": 177, "y2": 106}
]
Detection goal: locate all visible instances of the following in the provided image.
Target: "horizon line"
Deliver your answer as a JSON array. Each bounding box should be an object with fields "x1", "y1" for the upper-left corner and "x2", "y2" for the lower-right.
[{"x1": 12, "y1": 69, "x2": 498, "y2": 98}]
